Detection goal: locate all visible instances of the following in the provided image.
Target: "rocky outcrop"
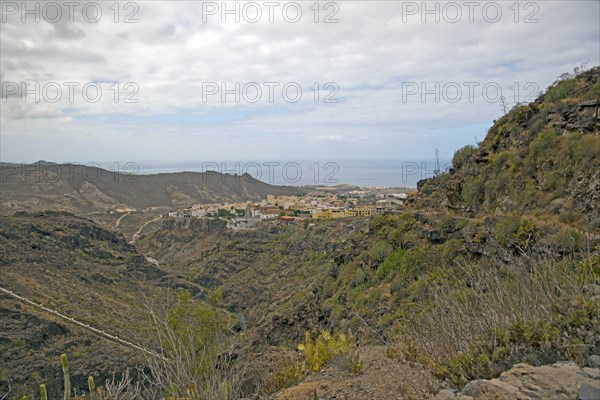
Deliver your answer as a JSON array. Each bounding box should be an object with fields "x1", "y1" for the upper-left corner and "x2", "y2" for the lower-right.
[
  {"x1": 412, "y1": 67, "x2": 600, "y2": 229},
  {"x1": 546, "y1": 99, "x2": 600, "y2": 133},
  {"x1": 434, "y1": 358, "x2": 600, "y2": 400}
]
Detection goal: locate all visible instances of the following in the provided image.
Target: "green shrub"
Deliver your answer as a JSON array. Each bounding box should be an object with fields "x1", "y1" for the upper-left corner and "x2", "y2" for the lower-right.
[
  {"x1": 263, "y1": 364, "x2": 304, "y2": 394},
  {"x1": 376, "y1": 248, "x2": 405, "y2": 280},
  {"x1": 462, "y1": 176, "x2": 485, "y2": 208},
  {"x1": 433, "y1": 349, "x2": 493, "y2": 388},
  {"x1": 297, "y1": 331, "x2": 353, "y2": 372},
  {"x1": 369, "y1": 240, "x2": 393, "y2": 264},
  {"x1": 512, "y1": 104, "x2": 536, "y2": 124},
  {"x1": 484, "y1": 175, "x2": 505, "y2": 206},
  {"x1": 546, "y1": 79, "x2": 577, "y2": 103},
  {"x1": 554, "y1": 229, "x2": 587, "y2": 253},
  {"x1": 452, "y1": 145, "x2": 476, "y2": 170},
  {"x1": 529, "y1": 113, "x2": 548, "y2": 136},
  {"x1": 354, "y1": 267, "x2": 366, "y2": 287},
  {"x1": 207, "y1": 287, "x2": 223, "y2": 306},
  {"x1": 513, "y1": 219, "x2": 539, "y2": 249},
  {"x1": 437, "y1": 214, "x2": 460, "y2": 234},
  {"x1": 563, "y1": 133, "x2": 600, "y2": 166},
  {"x1": 433, "y1": 318, "x2": 560, "y2": 388},
  {"x1": 528, "y1": 127, "x2": 559, "y2": 161},
  {"x1": 541, "y1": 171, "x2": 565, "y2": 192},
  {"x1": 495, "y1": 216, "x2": 522, "y2": 245}
]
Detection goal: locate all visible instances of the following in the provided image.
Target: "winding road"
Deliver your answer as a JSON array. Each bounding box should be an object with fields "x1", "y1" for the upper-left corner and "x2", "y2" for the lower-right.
[
  {"x1": 114, "y1": 211, "x2": 132, "y2": 229},
  {"x1": 130, "y1": 215, "x2": 162, "y2": 244}
]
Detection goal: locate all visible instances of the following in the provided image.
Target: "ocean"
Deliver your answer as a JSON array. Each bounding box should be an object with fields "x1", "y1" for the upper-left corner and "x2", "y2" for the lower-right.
[{"x1": 132, "y1": 159, "x2": 452, "y2": 188}]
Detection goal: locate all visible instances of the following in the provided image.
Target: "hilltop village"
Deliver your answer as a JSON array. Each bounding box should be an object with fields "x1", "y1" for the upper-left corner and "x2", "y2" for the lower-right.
[{"x1": 166, "y1": 188, "x2": 415, "y2": 229}]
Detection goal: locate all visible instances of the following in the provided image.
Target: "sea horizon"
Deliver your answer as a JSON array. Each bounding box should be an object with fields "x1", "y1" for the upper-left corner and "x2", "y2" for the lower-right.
[
  {"x1": 1, "y1": 158, "x2": 452, "y2": 188},
  {"x1": 132, "y1": 159, "x2": 452, "y2": 189}
]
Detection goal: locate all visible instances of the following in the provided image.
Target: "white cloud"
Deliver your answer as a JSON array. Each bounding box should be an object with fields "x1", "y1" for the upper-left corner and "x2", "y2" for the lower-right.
[{"x1": 1, "y1": 0, "x2": 598, "y2": 163}]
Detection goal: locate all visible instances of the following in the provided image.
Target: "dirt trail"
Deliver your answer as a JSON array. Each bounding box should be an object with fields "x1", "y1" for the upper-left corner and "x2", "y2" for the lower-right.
[
  {"x1": 114, "y1": 211, "x2": 132, "y2": 229},
  {"x1": 0, "y1": 286, "x2": 164, "y2": 360},
  {"x1": 130, "y1": 215, "x2": 162, "y2": 244}
]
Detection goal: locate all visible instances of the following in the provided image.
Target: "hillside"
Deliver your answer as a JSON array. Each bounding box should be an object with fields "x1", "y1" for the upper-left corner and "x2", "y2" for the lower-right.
[
  {"x1": 135, "y1": 68, "x2": 600, "y2": 398},
  {"x1": 417, "y1": 67, "x2": 600, "y2": 230},
  {"x1": 0, "y1": 211, "x2": 178, "y2": 396},
  {"x1": 1, "y1": 67, "x2": 599, "y2": 399},
  {"x1": 0, "y1": 162, "x2": 301, "y2": 214}
]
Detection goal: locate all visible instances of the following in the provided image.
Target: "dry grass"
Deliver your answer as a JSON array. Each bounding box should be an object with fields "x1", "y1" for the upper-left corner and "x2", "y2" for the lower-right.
[
  {"x1": 139, "y1": 292, "x2": 243, "y2": 400},
  {"x1": 392, "y1": 248, "x2": 599, "y2": 387}
]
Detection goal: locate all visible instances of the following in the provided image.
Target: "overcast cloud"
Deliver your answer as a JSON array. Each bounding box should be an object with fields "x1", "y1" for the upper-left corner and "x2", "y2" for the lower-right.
[{"x1": 1, "y1": 0, "x2": 598, "y2": 164}]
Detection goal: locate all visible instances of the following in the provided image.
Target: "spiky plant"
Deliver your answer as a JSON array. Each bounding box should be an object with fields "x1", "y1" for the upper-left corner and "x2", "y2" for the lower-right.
[{"x1": 61, "y1": 354, "x2": 71, "y2": 400}]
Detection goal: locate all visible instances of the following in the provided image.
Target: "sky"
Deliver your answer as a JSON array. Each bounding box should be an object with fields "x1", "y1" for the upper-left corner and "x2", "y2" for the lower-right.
[{"x1": 1, "y1": 0, "x2": 599, "y2": 168}]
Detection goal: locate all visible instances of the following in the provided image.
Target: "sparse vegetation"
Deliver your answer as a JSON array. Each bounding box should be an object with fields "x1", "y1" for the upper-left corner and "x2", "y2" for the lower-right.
[
  {"x1": 143, "y1": 290, "x2": 239, "y2": 400},
  {"x1": 452, "y1": 145, "x2": 476, "y2": 170},
  {"x1": 297, "y1": 331, "x2": 355, "y2": 372},
  {"x1": 2, "y1": 66, "x2": 599, "y2": 399},
  {"x1": 387, "y1": 249, "x2": 598, "y2": 388}
]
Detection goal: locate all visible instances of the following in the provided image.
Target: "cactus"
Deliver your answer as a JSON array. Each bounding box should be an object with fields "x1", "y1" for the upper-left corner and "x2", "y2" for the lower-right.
[
  {"x1": 88, "y1": 376, "x2": 96, "y2": 400},
  {"x1": 61, "y1": 354, "x2": 71, "y2": 400},
  {"x1": 40, "y1": 384, "x2": 48, "y2": 400}
]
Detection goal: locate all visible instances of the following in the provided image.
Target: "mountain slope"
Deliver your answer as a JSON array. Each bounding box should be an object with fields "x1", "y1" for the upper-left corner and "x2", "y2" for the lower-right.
[
  {"x1": 0, "y1": 211, "x2": 174, "y2": 396},
  {"x1": 136, "y1": 68, "x2": 598, "y2": 397},
  {"x1": 2, "y1": 67, "x2": 599, "y2": 399},
  {"x1": 417, "y1": 67, "x2": 600, "y2": 230},
  {"x1": 0, "y1": 162, "x2": 301, "y2": 214}
]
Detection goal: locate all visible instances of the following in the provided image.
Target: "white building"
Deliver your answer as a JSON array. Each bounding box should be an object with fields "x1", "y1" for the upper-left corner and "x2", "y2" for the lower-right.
[
  {"x1": 191, "y1": 209, "x2": 206, "y2": 217},
  {"x1": 375, "y1": 198, "x2": 403, "y2": 213}
]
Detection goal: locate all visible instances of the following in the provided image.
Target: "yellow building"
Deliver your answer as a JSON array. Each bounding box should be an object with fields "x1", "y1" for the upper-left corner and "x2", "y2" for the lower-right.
[
  {"x1": 312, "y1": 209, "x2": 332, "y2": 219},
  {"x1": 331, "y1": 210, "x2": 346, "y2": 218},
  {"x1": 313, "y1": 207, "x2": 375, "y2": 219},
  {"x1": 344, "y1": 207, "x2": 373, "y2": 217},
  {"x1": 353, "y1": 206, "x2": 374, "y2": 216}
]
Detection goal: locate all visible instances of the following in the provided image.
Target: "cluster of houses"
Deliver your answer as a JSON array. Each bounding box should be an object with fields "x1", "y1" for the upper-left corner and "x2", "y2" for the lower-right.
[
  {"x1": 310, "y1": 198, "x2": 404, "y2": 219},
  {"x1": 166, "y1": 191, "x2": 409, "y2": 230}
]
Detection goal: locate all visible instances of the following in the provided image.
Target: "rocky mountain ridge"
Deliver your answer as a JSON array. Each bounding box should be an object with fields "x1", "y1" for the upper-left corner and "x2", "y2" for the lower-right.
[
  {"x1": 0, "y1": 161, "x2": 300, "y2": 215},
  {"x1": 415, "y1": 67, "x2": 600, "y2": 231}
]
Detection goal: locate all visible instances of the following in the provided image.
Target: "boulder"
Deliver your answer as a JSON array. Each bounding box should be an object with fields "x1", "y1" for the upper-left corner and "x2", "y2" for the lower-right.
[
  {"x1": 433, "y1": 361, "x2": 600, "y2": 399},
  {"x1": 577, "y1": 383, "x2": 600, "y2": 400},
  {"x1": 585, "y1": 354, "x2": 600, "y2": 369}
]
